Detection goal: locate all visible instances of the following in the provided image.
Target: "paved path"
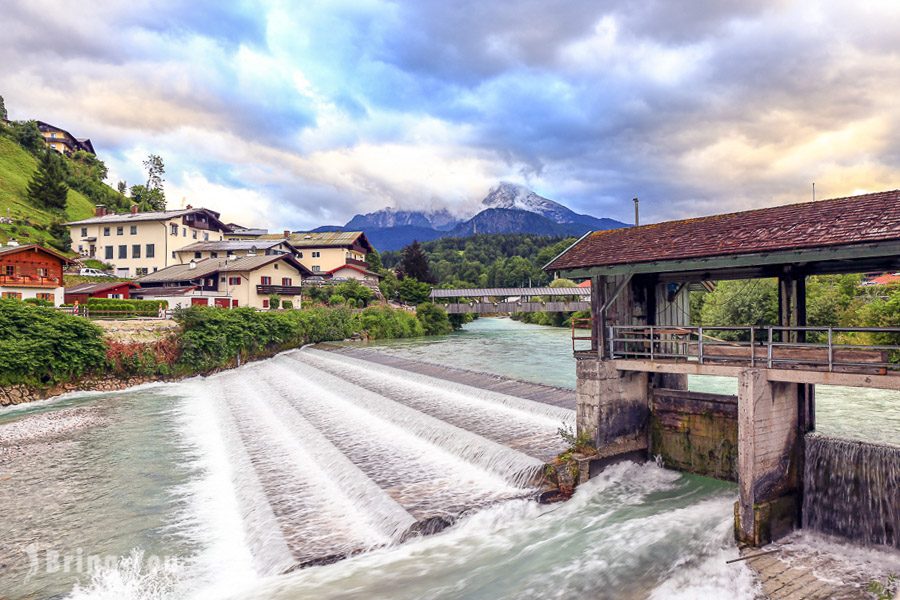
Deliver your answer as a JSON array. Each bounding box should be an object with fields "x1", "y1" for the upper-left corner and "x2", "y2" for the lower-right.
[{"x1": 318, "y1": 344, "x2": 576, "y2": 410}]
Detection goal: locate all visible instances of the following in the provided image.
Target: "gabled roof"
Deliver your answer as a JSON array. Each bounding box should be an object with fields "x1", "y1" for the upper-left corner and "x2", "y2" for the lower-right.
[
  {"x1": 177, "y1": 239, "x2": 292, "y2": 253},
  {"x1": 132, "y1": 285, "x2": 198, "y2": 297},
  {"x1": 545, "y1": 190, "x2": 900, "y2": 272},
  {"x1": 327, "y1": 263, "x2": 382, "y2": 278},
  {"x1": 135, "y1": 254, "x2": 312, "y2": 284},
  {"x1": 259, "y1": 230, "x2": 375, "y2": 252},
  {"x1": 36, "y1": 121, "x2": 95, "y2": 154},
  {"x1": 66, "y1": 281, "x2": 140, "y2": 294},
  {"x1": 66, "y1": 207, "x2": 226, "y2": 229},
  {"x1": 0, "y1": 244, "x2": 74, "y2": 264}
]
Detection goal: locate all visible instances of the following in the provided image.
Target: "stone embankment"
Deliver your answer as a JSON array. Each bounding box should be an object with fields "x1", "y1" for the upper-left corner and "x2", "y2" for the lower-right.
[{"x1": 0, "y1": 375, "x2": 161, "y2": 407}]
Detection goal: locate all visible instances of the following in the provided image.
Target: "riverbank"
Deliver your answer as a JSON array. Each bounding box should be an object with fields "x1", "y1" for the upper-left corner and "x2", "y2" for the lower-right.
[{"x1": 0, "y1": 300, "x2": 453, "y2": 406}]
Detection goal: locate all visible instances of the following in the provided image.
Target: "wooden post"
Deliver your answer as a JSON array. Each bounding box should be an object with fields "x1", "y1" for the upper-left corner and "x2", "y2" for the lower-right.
[
  {"x1": 592, "y1": 275, "x2": 607, "y2": 358},
  {"x1": 795, "y1": 274, "x2": 807, "y2": 343}
]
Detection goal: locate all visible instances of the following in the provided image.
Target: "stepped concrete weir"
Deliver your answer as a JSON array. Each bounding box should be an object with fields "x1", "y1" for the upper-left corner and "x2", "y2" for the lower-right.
[{"x1": 545, "y1": 189, "x2": 900, "y2": 547}]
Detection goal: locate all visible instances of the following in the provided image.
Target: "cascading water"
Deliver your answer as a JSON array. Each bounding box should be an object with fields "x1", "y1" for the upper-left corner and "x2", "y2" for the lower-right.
[{"x1": 803, "y1": 433, "x2": 900, "y2": 548}]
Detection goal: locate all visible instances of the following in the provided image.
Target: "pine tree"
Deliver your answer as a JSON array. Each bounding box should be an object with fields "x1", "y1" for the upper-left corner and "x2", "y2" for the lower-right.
[
  {"x1": 27, "y1": 150, "x2": 69, "y2": 210},
  {"x1": 399, "y1": 240, "x2": 435, "y2": 283}
]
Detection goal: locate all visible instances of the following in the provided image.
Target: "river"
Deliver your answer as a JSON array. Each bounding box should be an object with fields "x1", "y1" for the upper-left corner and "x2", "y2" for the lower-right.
[{"x1": 0, "y1": 317, "x2": 897, "y2": 599}]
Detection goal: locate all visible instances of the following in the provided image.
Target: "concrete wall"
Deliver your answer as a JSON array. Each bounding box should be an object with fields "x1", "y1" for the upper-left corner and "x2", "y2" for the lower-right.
[
  {"x1": 735, "y1": 369, "x2": 803, "y2": 546},
  {"x1": 576, "y1": 358, "x2": 649, "y2": 459},
  {"x1": 650, "y1": 388, "x2": 738, "y2": 481}
]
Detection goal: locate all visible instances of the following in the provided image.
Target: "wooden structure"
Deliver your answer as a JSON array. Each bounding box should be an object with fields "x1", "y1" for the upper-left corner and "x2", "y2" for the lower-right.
[
  {"x1": 64, "y1": 281, "x2": 140, "y2": 304},
  {"x1": 0, "y1": 244, "x2": 72, "y2": 306},
  {"x1": 429, "y1": 286, "x2": 591, "y2": 314},
  {"x1": 545, "y1": 189, "x2": 900, "y2": 547}
]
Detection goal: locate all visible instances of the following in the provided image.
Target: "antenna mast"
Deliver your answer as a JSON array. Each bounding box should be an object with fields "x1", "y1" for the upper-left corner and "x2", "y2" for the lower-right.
[
  {"x1": 812, "y1": 182, "x2": 815, "y2": 202},
  {"x1": 633, "y1": 197, "x2": 640, "y2": 226}
]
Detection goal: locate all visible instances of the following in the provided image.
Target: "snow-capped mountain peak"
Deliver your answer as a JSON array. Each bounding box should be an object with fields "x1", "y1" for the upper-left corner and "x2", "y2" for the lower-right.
[{"x1": 481, "y1": 182, "x2": 578, "y2": 224}]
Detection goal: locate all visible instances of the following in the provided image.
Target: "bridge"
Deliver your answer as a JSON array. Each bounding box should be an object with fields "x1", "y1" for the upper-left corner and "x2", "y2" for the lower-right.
[
  {"x1": 545, "y1": 189, "x2": 900, "y2": 550},
  {"x1": 429, "y1": 286, "x2": 591, "y2": 314}
]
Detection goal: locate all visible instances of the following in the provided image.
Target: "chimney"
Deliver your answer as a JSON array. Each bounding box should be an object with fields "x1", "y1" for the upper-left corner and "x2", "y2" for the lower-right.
[
  {"x1": 186, "y1": 204, "x2": 193, "y2": 210},
  {"x1": 95, "y1": 205, "x2": 107, "y2": 217},
  {"x1": 633, "y1": 197, "x2": 640, "y2": 227},
  {"x1": 130, "y1": 205, "x2": 139, "y2": 214},
  {"x1": 283, "y1": 229, "x2": 290, "y2": 239},
  {"x1": 189, "y1": 260, "x2": 197, "y2": 270}
]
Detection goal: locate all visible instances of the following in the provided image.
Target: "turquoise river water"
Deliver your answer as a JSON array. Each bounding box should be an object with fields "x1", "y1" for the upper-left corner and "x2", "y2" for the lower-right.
[{"x1": 0, "y1": 317, "x2": 897, "y2": 599}]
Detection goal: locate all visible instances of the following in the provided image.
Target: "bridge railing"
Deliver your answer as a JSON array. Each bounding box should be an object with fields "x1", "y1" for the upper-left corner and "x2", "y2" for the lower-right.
[{"x1": 604, "y1": 325, "x2": 900, "y2": 374}]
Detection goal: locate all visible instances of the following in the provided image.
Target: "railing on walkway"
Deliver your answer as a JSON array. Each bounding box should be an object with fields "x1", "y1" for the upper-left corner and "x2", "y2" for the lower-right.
[{"x1": 605, "y1": 325, "x2": 900, "y2": 374}]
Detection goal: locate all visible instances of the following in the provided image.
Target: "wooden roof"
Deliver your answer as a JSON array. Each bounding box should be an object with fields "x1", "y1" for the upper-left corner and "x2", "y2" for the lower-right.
[
  {"x1": 546, "y1": 190, "x2": 900, "y2": 273},
  {"x1": 0, "y1": 244, "x2": 74, "y2": 263},
  {"x1": 259, "y1": 231, "x2": 375, "y2": 253}
]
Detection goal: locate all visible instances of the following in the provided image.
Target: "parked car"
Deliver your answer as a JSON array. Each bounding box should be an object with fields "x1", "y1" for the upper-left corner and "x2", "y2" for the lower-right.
[{"x1": 79, "y1": 267, "x2": 114, "y2": 278}]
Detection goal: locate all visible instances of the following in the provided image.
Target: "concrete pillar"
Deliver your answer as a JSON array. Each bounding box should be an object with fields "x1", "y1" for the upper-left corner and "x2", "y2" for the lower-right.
[
  {"x1": 735, "y1": 368, "x2": 802, "y2": 546},
  {"x1": 576, "y1": 358, "x2": 649, "y2": 459}
]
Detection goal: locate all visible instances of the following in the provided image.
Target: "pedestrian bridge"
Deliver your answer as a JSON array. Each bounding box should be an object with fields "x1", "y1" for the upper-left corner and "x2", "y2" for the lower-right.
[{"x1": 429, "y1": 286, "x2": 591, "y2": 314}]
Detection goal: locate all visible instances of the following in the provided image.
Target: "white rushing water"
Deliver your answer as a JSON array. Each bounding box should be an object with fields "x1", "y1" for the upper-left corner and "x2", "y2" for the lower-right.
[{"x1": 2, "y1": 317, "x2": 896, "y2": 600}]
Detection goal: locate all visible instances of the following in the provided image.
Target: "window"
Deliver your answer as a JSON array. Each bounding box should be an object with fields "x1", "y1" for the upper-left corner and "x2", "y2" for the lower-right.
[
  {"x1": 118, "y1": 245, "x2": 127, "y2": 259},
  {"x1": 312, "y1": 266, "x2": 321, "y2": 273},
  {"x1": 117, "y1": 226, "x2": 124, "y2": 235},
  {"x1": 228, "y1": 276, "x2": 241, "y2": 286},
  {"x1": 136, "y1": 268, "x2": 148, "y2": 276},
  {"x1": 182, "y1": 228, "x2": 187, "y2": 237},
  {"x1": 103, "y1": 227, "x2": 110, "y2": 236},
  {"x1": 260, "y1": 276, "x2": 272, "y2": 285},
  {"x1": 203, "y1": 233, "x2": 209, "y2": 241},
  {"x1": 170, "y1": 224, "x2": 178, "y2": 236},
  {"x1": 192, "y1": 230, "x2": 197, "y2": 239},
  {"x1": 220, "y1": 276, "x2": 226, "y2": 282},
  {"x1": 194, "y1": 251, "x2": 202, "y2": 259},
  {"x1": 2, "y1": 292, "x2": 22, "y2": 299},
  {"x1": 210, "y1": 252, "x2": 218, "y2": 258},
  {"x1": 78, "y1": 245, "x2": 83, "y2": 253},
  {"x1": 312, "y1": 251, "x2": 321, "y2": 258},
  {"x1": 146, "y1": 244, "x2": 155, "y2": 258},
  {"x1": 262, "y1": 299, "x2": 270, "y2": 309},
  {"x1": 132, "y1": 244, "x2": 141, "y2": 258},
  {"x1": 105, "y1": 247, "x2": 113, "y2": 260},
  {"x1": 4, "y1": 265, "x2": 14, "y2": 276},
  {"x1": 281, "y1": 277, "x2": 292, "y2": 286},
  {"x1": 130, "y1": 225, "x2": 137, "y2": 235},
  {"x1": 171, "y1": 251, "x2": 176, "y2": 259},
  {"x1": 36, "y1": 293, "x2": 53, "y2": 301},
  {"x1": 36, "y1": 267, "x2": 47, "y2": 277},
  {"x1": 81, "y1": 227, "x2": 87, "y2": 237},
  {"x1": 110, "y1": 294, "x2": 122, "y2": 299},
  {"x1": 298, "y1": 252, "x2": 303, "y2": 258}
]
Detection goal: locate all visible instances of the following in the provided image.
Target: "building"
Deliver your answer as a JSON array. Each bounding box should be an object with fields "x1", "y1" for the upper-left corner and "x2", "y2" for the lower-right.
[
  {"x1": 64, "y1": 281, "x2": 140, "y2": 304},
  {"x1": 133, "y1": 254, "x2": 312, "y2": 310},
  {"x1": 0, "y1": 244, "x2": 71, "y2": 306},
  {"x1": 173, "y1": 239, "x2": 296, "y2": 264},
  {"x1": 254, "y1": 231, "x2": 381, "y2": 281},
  {"x1": 862, "y1": 273, "x2": 900, "y2": 286},
  {"x1": 36, "y1": 121, "x2": 95, "y2": 155},
  {"x1": 224, "y1": 223, "x2": 269, "y2": 239},
  {"x1": 66, "y1": 206, "x2": 230, "y2": 278}
]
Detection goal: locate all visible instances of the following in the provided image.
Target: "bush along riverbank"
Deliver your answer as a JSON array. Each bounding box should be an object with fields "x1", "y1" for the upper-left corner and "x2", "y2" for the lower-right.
[{"x1": 0, "y1": 299, "x2": 455, "y2": 405}]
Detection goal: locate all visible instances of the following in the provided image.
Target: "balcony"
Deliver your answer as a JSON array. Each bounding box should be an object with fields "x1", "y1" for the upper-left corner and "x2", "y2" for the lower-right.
[
  {"x1": 345, "y1": 257, "x2": 370, "y2": 269},
  {"x1": 257, "y1": 285, "x2": 303, "y2": 296},
  {"x1": 0, "y1": 275, "x2": 61, "y2": 288}
]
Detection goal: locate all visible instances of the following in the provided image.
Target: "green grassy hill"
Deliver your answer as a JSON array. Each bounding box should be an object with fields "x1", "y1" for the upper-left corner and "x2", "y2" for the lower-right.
[{"x1": 0, "y1": 135, "x2": 95, "y2": 246}]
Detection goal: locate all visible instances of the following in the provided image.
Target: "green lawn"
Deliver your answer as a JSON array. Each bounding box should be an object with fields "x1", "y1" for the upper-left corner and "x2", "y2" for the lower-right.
[{"x1": 0, "y1": 135, "x2": 95, "y2": 245}]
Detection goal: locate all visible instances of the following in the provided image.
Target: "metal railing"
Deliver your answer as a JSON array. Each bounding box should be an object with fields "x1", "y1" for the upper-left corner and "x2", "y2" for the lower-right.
[{"x1": 605, "y1": 325, "x2": 900, "y2": 374}]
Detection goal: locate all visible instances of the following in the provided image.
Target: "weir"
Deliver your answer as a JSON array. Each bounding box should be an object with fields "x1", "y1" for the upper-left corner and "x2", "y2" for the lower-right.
[{"x1": 545, "y1": 190, "x2": 900, "y2": 548}]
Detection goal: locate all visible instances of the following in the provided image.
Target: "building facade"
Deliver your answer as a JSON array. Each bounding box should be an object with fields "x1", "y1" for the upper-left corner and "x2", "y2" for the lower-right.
[
  {"x1": 133, "y1": 254, "x2": 312, "y2": 310},
  {"x1": 173, "y1": 239, "x2": 295, "y2": 264},
  {"x1": 36, "y1": 121, "x2": 95, "y2": 156},
  {"x1": 64, "y1": 281, "x2": 139, "y2": 304},
  {"x1": 66, "y1": 206, "x2": 230, "y2": 277},
  {"x1": 249, "y1": 231, "x2": 380, "y2": 281},
  {"x1": 0, "y1": 244, "x2": 71, "y2": 306}
]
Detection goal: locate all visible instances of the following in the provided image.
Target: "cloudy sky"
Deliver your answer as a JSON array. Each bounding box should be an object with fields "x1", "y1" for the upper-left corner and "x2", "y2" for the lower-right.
[{"x1": 2, "y1": 1, "x2": 899, "y2": 229}]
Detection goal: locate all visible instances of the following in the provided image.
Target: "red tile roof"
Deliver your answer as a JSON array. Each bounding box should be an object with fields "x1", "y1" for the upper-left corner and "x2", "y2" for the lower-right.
[
  {"x1": 867, "y1": 273, "x2": 900, "y2": 286},
  {"x1": 546, "y1": 190, "x2": 900, "y2": 271}
]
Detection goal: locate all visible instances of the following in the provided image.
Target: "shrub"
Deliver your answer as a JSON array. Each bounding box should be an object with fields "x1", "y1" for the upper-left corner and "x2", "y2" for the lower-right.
[
  {"x1": 281, "y1": 300, "x2": 293, "y2": 310},
  {"x1": 85, "y1": 297, "x2": 166, "y2": 317},
  {"x1": 0, "y1": 299, "x2": 107, "y2": 386},
  {"x1": 328, "y1": 294, "x2": 346, "y2": 306},
  {"x1": 355, "y1": 305, "x2": 424, "y2": 339},
  {"x1": 106, "y1": 337, "x2": 180, "y2": 377},
  {"x1": 416, "y1": 302, "x2": 452, "y2": 336}
]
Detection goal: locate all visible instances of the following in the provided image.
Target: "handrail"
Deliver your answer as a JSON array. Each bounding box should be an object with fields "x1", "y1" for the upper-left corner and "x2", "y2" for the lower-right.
[{"x1": 603, "y1": 324, "x2": 900, "y2": 374}]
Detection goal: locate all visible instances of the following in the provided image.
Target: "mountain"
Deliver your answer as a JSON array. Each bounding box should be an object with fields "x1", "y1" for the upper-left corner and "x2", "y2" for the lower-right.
[
  {"x1": 482, "y1": 182, "x2": 625, "y2": 230},
  {"x1": 447, "y1": 208, "x2": 597, "y2": 238},
  {"x1": 317, "y1": 183, "x2": 627, "y2": 251},
  {"x1": 346, "y1": 207, "x2": 460, "y2": 231}
]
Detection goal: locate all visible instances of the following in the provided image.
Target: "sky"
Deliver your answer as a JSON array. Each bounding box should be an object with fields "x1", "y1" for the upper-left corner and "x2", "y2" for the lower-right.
[{"x1": 2, "y1": 0, "x2": 899, "y2": 230}]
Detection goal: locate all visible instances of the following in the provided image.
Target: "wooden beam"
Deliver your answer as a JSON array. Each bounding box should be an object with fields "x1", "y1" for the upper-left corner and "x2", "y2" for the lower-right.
[{"x1": 592, "y1": 275, "x2": 606, "y2": 357}]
